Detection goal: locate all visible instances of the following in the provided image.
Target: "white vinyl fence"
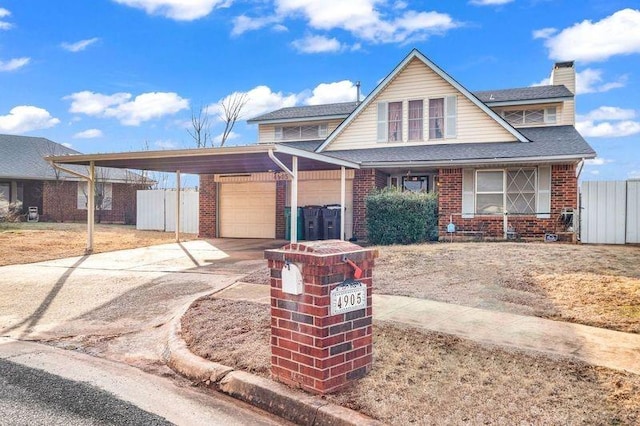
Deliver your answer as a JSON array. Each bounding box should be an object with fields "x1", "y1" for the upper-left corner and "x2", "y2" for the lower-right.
[
  {"x1": 581, "y1": 180, "x2": 640, "y2": 244},
  {"x1": 137, "y1": 189, "x2": 199, "y2": 234}
]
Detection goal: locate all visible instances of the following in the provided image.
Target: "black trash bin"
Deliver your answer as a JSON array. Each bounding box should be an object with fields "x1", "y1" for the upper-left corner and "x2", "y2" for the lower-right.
[
  {"x1": 302, "y1": 206, "x2": 323, "y2": 240},
  {"x1": 322, "y1": 205, "x2": 342, "y2": 240}
]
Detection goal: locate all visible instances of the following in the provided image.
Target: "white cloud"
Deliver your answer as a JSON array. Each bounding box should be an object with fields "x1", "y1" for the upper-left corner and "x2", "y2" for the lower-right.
[
  {"x1": 61, "y1": 37, "x2": 100, "y2": 52},
  {"x1": 542, "y1": 8, "x2": 640, "y2": 62},
  {"x1": 577, "y1": 120, "x2": 640, "y2": 138},
  {"x1": 292, "y1": 35, "x2": 343, "y2": 53},
  {"x1": 0, "y1": 7, "x2": 12, "y2": 30},
  {"x1": 0, "y1": 106, "x2": 60, "y2": 134},
  {"x1": 577, "y1": 106, "x2": 636, "y2": 122},
  {"x1": 236, "y1": 1, "x2": 460, "y2": 45},
  {"x1": 305, "y1": 80, "x2": 360, "y2": 105},
  {"x1": 231, "y1": 15, "x2": 281, "y2": 36},
  {"x1": 577, "y1": 105, "x2": 640, "y2": 137},
  {"x1": 0, "y1": 57, "x2": 30, "y2": 72},
  {"x1": 576, "y1": 69, "x2": 627, "y2": 94},
  {"x1": 211, "y1": 85, "x2": 299, "y2": 121},
  {"x1": 469, "y1": 0, "x2": 513, "y2": 5},
  {"x1": 590, "y1": 170, "x2": 600, "y2": 175},
  {"x1": 584, "y1": 157, "x2": 613, "y2": 166},
  {"x1": 155, "y1": 139, "x2": 179, "y2": 149},
  {"x1": 65, "y1": 91, "x2": 189, "y2": 126},
  {"x1": 532, "y1": 27, "x2": 557, "y2": 39},
  {"x1": 113, "y1": 0, "x2": 230, "y2": 21},
  {"x1": 629, "y1": 170, "x2": 640, "y2": 179},
  {"x1": 73, "y1": 128, "x2": 104, "y2": 139},
  {"x1": 213, "y1": 131, "x2": 240, "y2": 144},
  {"x1": 62, "y1": 142, "x2": 73, "y2": 148}
]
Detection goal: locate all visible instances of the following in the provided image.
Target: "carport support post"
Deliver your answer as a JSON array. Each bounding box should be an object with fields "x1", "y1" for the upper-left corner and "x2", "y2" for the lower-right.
[
  {"x1": 290, "y1": 157, "x2": 298, "y2": 243},
  {"x1": 86, "y1": 161, "x2": 95, "y2": 254},
  {"x1": 340, "y1": 166, "x2": 346, "y2": 240},
  {"x1": 175, "y1": 170, "x2": 181, "y2": 243}
]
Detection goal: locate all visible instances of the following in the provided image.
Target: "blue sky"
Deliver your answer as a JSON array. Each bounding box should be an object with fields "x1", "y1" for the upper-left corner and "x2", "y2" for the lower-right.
[{"x1": 0, "y1": 0, "x2": 638, "y2": 181}]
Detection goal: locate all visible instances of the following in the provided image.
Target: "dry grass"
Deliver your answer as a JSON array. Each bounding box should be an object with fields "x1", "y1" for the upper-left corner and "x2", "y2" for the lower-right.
[
  {"x1": 372, "y1": 242, "x2": 640, "y2": 333},
  {"x1": 0, "y1": 222, "x2": 195, "y2": 266},
  {"x1": 182, "y1": 297, "x2": 640, "y2": 424}
]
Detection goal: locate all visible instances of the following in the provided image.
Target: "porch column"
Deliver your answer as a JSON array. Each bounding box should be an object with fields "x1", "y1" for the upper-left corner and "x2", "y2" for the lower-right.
[
  {"x1": 290, "y1": 157, "x2": 298, "y2": 243},
  {"x1": 87, "y1": 161, "x2": 95, "y2": 254}
]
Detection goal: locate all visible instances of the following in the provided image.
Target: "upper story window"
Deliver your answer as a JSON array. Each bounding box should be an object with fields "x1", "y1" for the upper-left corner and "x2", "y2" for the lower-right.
[
  {"x1": 377, "y1": 96, "x2": 456, "y2": 143},
  {"x1": 408, "y1": 100, "x2": 423, "y2": 141},
  {"x1": 274, "y1": 123, "x2": 328, "y2": 141},
  {"x1": 502, "y1": 107, "x2": 557, "y2": 126}
]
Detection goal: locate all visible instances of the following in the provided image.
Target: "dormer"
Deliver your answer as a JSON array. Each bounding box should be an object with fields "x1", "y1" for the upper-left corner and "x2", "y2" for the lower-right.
[{"x1": 247, "y1": 102, "x2": 358, "y2": 144}]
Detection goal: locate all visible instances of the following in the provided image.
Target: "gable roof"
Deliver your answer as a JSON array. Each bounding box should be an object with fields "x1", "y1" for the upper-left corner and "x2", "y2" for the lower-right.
[
  {"x1": 0, "y1": 134, "x2": 140, "y2": 182},
  {"x1": 247, "y1": 102, "x2": 358, "y2": 124},
  {"x1": 475, "y1": 85, "x2": 573, "y2": 106},
  {"x1": 315, "y1": 49, "x2": 528, "y2": 152}
]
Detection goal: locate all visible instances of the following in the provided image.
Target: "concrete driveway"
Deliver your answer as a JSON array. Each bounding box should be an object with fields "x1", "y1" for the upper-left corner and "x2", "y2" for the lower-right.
[{"x1": 0, "y1": 238, "x2": 283, "y2": 369}]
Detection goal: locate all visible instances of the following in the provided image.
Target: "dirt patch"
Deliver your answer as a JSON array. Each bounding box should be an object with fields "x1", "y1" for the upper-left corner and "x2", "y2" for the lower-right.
[
  {"x1": 236, "y1": 242, "x2": 640, "y2": 333},
  {"x1": 0, "y1": 222, "x2": 195, "y2": 266},
  {"x1": 182, "y1": 297, "x2": 640, "y2": 424}
]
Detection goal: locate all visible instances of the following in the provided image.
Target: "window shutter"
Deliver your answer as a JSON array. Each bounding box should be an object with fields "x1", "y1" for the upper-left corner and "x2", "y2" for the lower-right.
[
  {"x1": 462, "y1": 169, "x2": 475, "y2": 218},
  {"x1": 445, "y1": 95, "x2": 457, "y2": 138},
  {"x1": 318, "y1": 123, "x2": 328, "y2": 138},
  {"x1": 377, "y1": 102, "x2": 388, "y2": 142},
  {"x1": 537, "y1": 166, "x2": 551, "y2": 218},
  {"x1": 544, "y1": 107, "x2": 557, "y2": 124},
  {"x1": 274, "y1": 126, "x2": 283, "y2": 140}
]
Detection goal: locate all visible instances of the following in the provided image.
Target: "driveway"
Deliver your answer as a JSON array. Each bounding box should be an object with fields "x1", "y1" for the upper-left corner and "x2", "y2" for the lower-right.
[{"x1": 0, "y1": 238, "x2": 283, "y2": 370}]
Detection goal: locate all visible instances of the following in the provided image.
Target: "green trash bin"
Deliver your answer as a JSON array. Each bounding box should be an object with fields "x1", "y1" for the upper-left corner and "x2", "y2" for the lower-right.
[{"x1": 285, "y1": 207, "x2": 305, "y2": 240}]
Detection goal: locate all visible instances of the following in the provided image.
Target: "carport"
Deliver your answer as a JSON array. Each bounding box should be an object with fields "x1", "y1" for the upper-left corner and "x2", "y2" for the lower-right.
[{"x1": 47, "y1": 144, "x2": 360, "y2": 253}]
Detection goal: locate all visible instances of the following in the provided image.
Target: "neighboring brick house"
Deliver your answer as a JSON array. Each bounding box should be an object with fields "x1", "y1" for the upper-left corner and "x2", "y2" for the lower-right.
[
  {"x1": 0, "y1": 134, "x2": 148, "y2": 224},
  {"x1": 199, "y1": 48, "x2": 594, "y2": 241}
]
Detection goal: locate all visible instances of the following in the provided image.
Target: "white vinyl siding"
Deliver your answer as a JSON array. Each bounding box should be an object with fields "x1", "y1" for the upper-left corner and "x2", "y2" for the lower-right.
[{"x1": 325, "y1": 58, "x2": 517, "y2": 151}]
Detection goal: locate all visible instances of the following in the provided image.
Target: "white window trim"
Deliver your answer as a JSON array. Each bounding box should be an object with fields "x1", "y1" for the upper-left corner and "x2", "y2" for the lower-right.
[
  {"x1": 474, "y1": 168, "x2": 539, "y2": 215},
  {"x1": 78, "y1": 182, "x2": 113, "y2": 211},
  {"x1": 407, "y1": 99, "x2": 424, "y2": 142}
]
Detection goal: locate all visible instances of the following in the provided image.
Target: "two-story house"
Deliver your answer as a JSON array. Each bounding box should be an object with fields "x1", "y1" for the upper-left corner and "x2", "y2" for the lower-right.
[
  {"x1": 239, "y1": 49, "x2": 595, "y2": 240},
  {"x1": 49, "y1": 48, "x2": 595, "y2": 242}
]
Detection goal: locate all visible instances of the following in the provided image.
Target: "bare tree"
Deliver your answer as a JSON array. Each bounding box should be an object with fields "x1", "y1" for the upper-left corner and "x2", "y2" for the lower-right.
[
  {"x1": 187, "y1": 104, "x2": 212, "y2": 148},
  {"x1": 218, "y1": 92, "x2": 248, "y2": 147}
]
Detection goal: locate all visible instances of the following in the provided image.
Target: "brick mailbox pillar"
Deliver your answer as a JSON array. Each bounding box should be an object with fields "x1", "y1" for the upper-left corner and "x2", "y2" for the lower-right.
[{"x1": 264, "y1": 240, "x2": 378, "y2": 395}]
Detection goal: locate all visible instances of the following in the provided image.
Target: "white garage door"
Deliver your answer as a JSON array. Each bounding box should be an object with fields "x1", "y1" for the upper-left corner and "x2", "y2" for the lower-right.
[
  {"x1": 219, "y1": 182, "x2": 276, "y2": 238},
  {"x1": 296, "y1": 179, "x2": 353, "y2": 240}
]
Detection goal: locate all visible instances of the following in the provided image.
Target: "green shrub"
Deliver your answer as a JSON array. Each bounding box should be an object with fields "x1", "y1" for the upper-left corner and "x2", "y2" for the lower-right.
[{"x1": 365, "y1": 189, "x2": 438, "y2": 245}]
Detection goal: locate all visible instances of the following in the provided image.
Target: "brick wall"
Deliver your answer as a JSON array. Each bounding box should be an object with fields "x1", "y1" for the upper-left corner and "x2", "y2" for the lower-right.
[
  {"x1": 265, "y1": 240, "x2": 377, "y2": 394},
  {"x1": 352, "y1": 169, "x2": 388, "y2": 240},
  {"x1": 438, "y1": 164, "x2": 578, "y2": 240},
  {"x1": 199, "y1": 174, "x2": 217, "y2": 238},
  {"x1": 42, "y1": 180, "x2": 140, "y2": 224}
]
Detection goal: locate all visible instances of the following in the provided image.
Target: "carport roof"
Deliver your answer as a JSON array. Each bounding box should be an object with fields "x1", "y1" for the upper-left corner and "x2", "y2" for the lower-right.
[{"x1": 46, "y1": 143, "x2": 360, "y2": 174}]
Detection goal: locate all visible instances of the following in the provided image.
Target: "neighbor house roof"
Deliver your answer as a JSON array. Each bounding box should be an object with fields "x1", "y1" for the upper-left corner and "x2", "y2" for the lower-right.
[
  {"x1": 247, "y1": 102, "x2": 359, "y2": 124},
  {"x1": 0, "y1": 134, "x2": 142, "y2": 182},
  {"x1": 282, "y1": 126, "x2": 595, "y2": 167},
  {"x1": 474, "y1": 85, "x2": 574, "y2": 106}
]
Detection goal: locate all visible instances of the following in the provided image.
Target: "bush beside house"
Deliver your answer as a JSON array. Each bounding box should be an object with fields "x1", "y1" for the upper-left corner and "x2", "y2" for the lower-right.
[{"x1": 366, "y1": 189, "x2": 438, "y2": 245}]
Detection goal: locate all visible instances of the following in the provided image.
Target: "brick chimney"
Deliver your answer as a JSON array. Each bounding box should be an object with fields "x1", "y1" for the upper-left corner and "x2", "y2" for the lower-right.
[{"x1": 550, "y1": 61, "x2": 575, "y2": 94}]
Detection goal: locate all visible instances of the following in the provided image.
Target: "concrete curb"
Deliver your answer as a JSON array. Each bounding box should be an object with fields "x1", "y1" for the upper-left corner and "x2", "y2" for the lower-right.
[{"x1": 163, "y1": 300, "x2": 383, "y2": 426}]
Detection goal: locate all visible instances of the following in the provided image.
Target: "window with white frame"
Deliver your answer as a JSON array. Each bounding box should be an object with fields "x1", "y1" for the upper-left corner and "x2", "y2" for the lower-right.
[
  {"x1": 475, "y1": 169, "x2": 536, "y2": 214},
  {"x1": 502, "y1": 107, "x2": 557, "y2": 126},
  {"x1": 429, "y1": 98, "x2": 445, "y2": 139},
  {"x1": 408, "y1": 100, "x2": 423, "y2": 141},
  {"x1": 275, "y1": 123, "x2": 328, "y2": 141},
  {"x1": 77, "y1": 182, "x2": 113, "y2": 211},
  {"x1": 388, "y1": 101, "x2": 403, "y2": 142}
]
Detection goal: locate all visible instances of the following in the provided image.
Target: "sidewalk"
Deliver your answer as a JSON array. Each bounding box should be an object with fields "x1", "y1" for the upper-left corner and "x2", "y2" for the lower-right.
[{"x1": 219, "y1": 282, "x2": 640, "y2": 375}]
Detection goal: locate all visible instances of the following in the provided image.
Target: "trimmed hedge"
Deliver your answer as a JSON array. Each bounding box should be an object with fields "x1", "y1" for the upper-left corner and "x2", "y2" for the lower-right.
[{"x1": 365, "y1": 189, "x2": 438, "y2": 245}]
